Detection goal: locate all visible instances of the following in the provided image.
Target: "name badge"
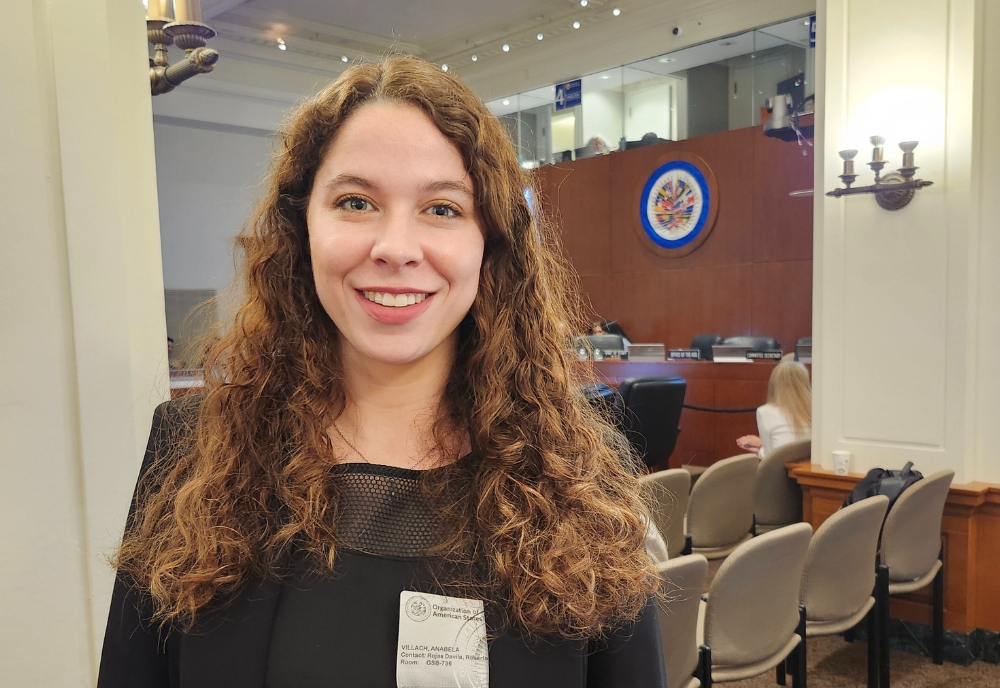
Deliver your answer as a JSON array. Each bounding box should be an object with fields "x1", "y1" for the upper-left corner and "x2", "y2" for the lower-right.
[{"x1": 396, "y1": 590, "x2": 489, "y2": 688}]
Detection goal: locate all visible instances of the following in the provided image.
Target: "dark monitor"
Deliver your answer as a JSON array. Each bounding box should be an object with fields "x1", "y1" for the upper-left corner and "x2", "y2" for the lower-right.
[{"x1": 574, "y1": 146, "x2": 597, "y2": 160}]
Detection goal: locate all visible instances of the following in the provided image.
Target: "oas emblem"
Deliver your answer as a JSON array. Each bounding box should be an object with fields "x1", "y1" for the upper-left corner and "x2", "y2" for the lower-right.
[
  {"x1": 636, "y1": 153, "x2": 718, "y2": 258},
  {"x1": 405, "y1": 595, "x2": 432, "y2": 622}
]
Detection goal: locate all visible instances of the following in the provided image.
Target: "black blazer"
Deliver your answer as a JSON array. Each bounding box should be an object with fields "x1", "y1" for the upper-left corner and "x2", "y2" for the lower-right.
[{"x1": 97, "y1": 401, "x2": 667, "y2": 688}]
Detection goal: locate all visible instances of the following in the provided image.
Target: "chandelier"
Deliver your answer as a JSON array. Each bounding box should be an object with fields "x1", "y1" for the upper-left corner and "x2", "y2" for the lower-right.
[{"x1": 146, "y1": 0, "x2": 219, "y2": 95}]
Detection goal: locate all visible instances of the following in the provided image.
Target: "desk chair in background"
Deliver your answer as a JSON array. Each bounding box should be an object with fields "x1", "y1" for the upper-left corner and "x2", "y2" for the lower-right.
[
  {"x1": 615, "y1": 376, "x2": 687, "y2": 470},
  {"x1": 691, "y1": 334, "x2": 724, "y2": 361}
]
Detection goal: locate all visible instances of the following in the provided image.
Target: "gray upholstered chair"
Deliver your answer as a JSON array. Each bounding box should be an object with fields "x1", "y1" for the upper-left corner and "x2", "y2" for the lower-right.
[
  {"x1": 687, "y1": 454, "x2": 758, "y2": 559},
  {"x1": 798, "y1": 496, "x2": 889, "y2": 688},
  {"x1": 645, "y1": 518, "x2": 670, "y2": 564},
  {"x1": 753, "y1": 438, "x2": 812, "y2": 534},
  {"x1": 656, "y1": 555, "x2": 709, "y2": 688},
  {"x1": 875, "y1": 470, "x2": 954, "y2": 686},
  {"x1": 641, "y1": 468, "x2": 692, "y2": 558},
  {"x1": 696, "y1": 523, "x2": 812, "y2": 686}
]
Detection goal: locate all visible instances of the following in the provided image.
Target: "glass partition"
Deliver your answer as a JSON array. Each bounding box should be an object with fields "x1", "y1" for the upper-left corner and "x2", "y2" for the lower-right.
[{"x1": 485, "y1": 14, "x2": 814, "y2": 167}]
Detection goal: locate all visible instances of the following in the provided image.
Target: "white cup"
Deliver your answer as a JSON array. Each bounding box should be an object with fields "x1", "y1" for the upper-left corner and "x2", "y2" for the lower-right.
[{"x1": 833, "y1": 450, "x2": 851, "y2": 476}]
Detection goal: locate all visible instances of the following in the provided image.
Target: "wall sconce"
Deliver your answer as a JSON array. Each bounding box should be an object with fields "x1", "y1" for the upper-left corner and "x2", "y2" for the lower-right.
[
  {"x1": 826, "y1": 136, "x2": 933, "y2": 210},
  {"x1": 147, "y1": 0, "x2": 219, "y2": 96}
]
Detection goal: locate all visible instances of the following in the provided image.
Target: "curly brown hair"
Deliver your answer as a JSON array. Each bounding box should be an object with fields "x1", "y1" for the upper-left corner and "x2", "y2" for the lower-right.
[{"x1": 116, "y1": 55, "x2": 656, "y2": 638}]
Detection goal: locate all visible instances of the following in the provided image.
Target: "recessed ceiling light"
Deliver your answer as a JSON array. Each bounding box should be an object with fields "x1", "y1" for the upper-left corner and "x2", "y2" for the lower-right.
[
  {"x1": 659, "y1": 57, "x2": 675, "y2": 63},
  {"x1": 503, "y1": 99, "x2": 510, "y2": 105},
  {"x1": 442, "y1": 64, "x2": 448, "y2": 72},
  {"x1": 612, "y1": 7, "x2": 621, "y2": 16},
  {"x1": 537, "y1": 32, "x2": 544, "y2": 40},
  {"x1": 471, "y1": 54, "x2": 478, "y2": 62},
  {"x1": 572, "y1": 20, "x2": 581, "y2": 29},
  {"x1": 803, "y1": 19, "x2": 810, "y2": 25},
  {"x1": 276, "y1": 37, "x2": 286, "y2": 50},
  {"x1": 341, "y1": 55, "x2": 348, "y2": 62},
  {"x1": 580, "y1": 0, "x2": 588, "y2": 6},
  {"x1": 601, "y1": 74, "x2": 610, "y2": 79},
  {"x1": 502, "y1": 43, "x2": 510, "y2": 52}
]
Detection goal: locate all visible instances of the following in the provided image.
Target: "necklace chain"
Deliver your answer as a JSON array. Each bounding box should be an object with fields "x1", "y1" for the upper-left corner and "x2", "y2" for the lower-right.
[{"x1": 332, "y1": 420, "x2": 429, "y2": 470}]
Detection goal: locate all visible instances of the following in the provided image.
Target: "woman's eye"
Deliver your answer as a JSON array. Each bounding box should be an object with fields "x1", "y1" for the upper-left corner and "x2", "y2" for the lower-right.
[
  {"x1": 339, "y1": 197, "x2": 373, "y2": 212},
  {"x1": 428, "y1": 204, "x2": 459, "y2": 217}
]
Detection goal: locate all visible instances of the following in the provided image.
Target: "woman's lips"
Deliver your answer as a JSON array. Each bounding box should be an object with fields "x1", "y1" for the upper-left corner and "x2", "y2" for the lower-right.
[{"x1": 355, "y1": 289, "x2": 434, "y2": 325}]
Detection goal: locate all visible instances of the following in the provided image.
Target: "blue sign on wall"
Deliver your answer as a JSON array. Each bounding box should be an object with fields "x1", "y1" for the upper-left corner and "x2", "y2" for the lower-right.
[{"x1": 555, "y1": 79, "x2": 582, "y2": 111}]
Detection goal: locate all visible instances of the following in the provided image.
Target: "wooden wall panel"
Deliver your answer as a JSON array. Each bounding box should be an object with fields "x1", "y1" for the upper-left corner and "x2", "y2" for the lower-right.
[
  {"x1": 753, "y1": 126, "x2": 814, "y2": 263},
  {"x1": 536, "y1": 156, "x2": 612, "y2": 277},
  {"x1": 751, "y1": 260, "x2": 813, "y2": 351},
  {"x1": 535, "y1": 124, "x2": 813, "y2": 353},
  {"x1": 608, "y1": 128, "x2": 755, "y2": 275}
]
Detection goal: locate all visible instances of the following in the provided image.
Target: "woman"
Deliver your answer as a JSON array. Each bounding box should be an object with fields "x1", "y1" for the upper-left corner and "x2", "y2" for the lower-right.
[
  {"x1": 98, "y1": 56, "x2": 665, "y2": 688},
  {"x1": 737, "y1": 360, "x2": 812, "y2": 458}
]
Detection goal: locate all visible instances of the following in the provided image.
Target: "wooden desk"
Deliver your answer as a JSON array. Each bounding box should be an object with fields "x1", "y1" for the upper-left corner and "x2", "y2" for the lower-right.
[
  {"x1": 592, "y1": 360, "x2": 778, "y2": 469},
  {"x1": 788, "y1": 463, "x2": 1000, "y2": 634}
]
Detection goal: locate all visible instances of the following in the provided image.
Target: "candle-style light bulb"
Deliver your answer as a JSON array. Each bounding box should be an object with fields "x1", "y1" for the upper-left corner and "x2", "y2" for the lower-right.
[
  {"x1": 839, "y1": 149, "x2": 858, "y2": 176},
  {"x1": 870, "y1": 135, "x2": 885, "y2": 162},
  {"x1": 899, "y1": 140, "x2": 919, "y2": 169}
]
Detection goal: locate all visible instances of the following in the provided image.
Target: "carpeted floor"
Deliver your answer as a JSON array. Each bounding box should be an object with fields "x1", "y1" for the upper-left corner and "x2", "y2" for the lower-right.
[
  {"x1": 699, "y1": 559, "x2": 1000, "y2": 687},
  {"x1": 720, "y1": 633, "x2": 1000, "y2": 687}
]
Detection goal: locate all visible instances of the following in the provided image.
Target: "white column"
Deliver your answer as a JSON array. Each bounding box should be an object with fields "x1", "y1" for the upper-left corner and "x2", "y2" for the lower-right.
[
  {"x1": 0, "y1": 0, "x2": 168, "y2": 684},
  {"x1": 813, "y1": 0, "x2": 1000, "y2": 483}
]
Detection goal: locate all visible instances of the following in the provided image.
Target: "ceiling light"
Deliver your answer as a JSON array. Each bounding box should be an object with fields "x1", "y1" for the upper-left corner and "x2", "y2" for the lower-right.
[
  {"x1": 659, "y1": 57, "x2": 675, "y2": 63},
  {"x1": 471, "y1": 54, "x2": 478, "y2": 61},
  {"x1": 537, "y1": 32, "x2": 544, "y2": 40},
  {"x1": 804, "y1": 19, "x2": 810, "y2": 25},
  {"x1": 442, "y1": 64, "x2": 448, "y2": 72},
  {"x1": 503, "y1": 99, "x2": 510, "y2": 105},
  {"x1": 573, "y1": 20, "x2": 581, "y2": 29},
  {"x1": 601, "y1": 74, "x2": 610, "y2": 79},
  {"x1": 276, "y1": 37, "x2": 286, "y2": 50},
  {"x1": 341, "y1": 55, "x2": 348, "y2": 62},
  {"x1": 502, "y1": 43, "x2": 510, "y2": 52},
  {"x1": 612, "y1": 7, "x2": 621, "y2": 16},
  {"x1": 580, "y1": 0, "x2": 588, "y2": 6}
]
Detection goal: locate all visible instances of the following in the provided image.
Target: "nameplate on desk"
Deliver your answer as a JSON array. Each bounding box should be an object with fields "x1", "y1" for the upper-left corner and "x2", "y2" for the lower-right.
[
  {"x1": 746, "y1": 350, "x2": 783, "y2": 360},
  {"x1": 668, "y1": 349, "x2": 701, "y2": 360}
]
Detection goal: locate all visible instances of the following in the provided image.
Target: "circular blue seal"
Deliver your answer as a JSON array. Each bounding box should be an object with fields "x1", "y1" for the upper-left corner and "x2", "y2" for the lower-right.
[{"x1": 638, "y1": 160, "x2": 712, "y2": 249}]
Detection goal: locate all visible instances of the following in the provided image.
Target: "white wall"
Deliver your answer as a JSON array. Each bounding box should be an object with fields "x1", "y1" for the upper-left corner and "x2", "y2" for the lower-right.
[
  {"x1": 154, "y1": 119, "x2": 273, "y2": 294},
  {"x1": 0, "y1": 0, "x2": 167, "y2": 684},
  {"x1": 813, "y1": 0, "x2": 1000, "y2": 483},
  {"x1": 582, "y1": 89, "x2": 622, "y2": 148}
]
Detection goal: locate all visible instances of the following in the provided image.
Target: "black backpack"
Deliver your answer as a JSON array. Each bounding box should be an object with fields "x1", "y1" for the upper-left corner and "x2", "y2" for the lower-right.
[{"x1": 842, "y1": 461, "x2": 924, "y2": 510}]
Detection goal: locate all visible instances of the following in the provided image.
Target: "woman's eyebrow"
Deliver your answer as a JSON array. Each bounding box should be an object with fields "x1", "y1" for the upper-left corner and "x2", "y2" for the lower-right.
[
  {"x1": 423, "y1": 180, "x2": 473, "y2": 199},
  {"x1": 324, "y1": 173, "x2": 378, "y2": 191}
]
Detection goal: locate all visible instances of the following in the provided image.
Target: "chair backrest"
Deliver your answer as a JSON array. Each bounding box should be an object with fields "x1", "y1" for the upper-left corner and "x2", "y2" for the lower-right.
[
  {"x1": 690, "y1": 334, "x2": 724, "y2": 360},
  {"x1": 617, "y1": 376, "x2": 687, "y2": 467},
  {"x1": 687, "y1": 454, "x2": 759, "y2": 548},
  {"x1": 703, "y1": 523, "x2": 812, "y2": 666},
  {"x1": 754, "y1": 438, "x2": 812, "y2": 528},
  {"x1": 641, "y1": 469, "x2": 692, "y2": 558},
  {"x1": 722, "y1": 335, "x2": 780, "y2": 351},
  {"x1": 801, "y1": 496, "x2": 889, "y2": 622},
  {"x1": 881, "y1": 470, "x2": 954, "y2": 580},
  {"x1": 645, "y1": 518, "x2": 670, "y2": 564},
  {"x1": 796, "y1": 337, "x2": 812, "y2": 346},
  {"x1": 656, "y1": 555, "x2": 709, "y2": 688}
]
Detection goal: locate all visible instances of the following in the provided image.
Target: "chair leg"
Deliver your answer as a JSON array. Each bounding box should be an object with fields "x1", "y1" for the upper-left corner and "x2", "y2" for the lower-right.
[
  {"x1": 682, "y1": 534, "x2": 693, "y2": 556},
  {"x1": 796, "y1": 604, "x2": 808, "y2": 688},
  {"x1": 844, "y1": 628, "x2": 855, "y2": 643},
  {"x1": 697, "y1": 644, "x2": 712, "y2": 688},
  {"x1": 867, "y1": 603, "x2": 879, "y2": 688},
  {"x1": 751, "y1": 515, "x2": 758, "y2": 537},
  {"x1": 776, "y1": 658, "x2": 786, "y2": 686},
  {"x1": 932, "y1": 559, "x2": 944, "y2": 665},
  {"x1": 877, "y1": 564, "x2": 890, "y2": 688}
]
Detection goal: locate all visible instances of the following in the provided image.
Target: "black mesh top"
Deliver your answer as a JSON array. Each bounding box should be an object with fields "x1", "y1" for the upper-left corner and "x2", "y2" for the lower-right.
[{"x1": 263, "y1": 460, "x2": 668, "y2": 688}]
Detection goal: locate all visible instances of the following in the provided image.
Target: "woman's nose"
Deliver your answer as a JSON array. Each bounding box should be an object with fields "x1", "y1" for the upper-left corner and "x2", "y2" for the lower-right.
[{"x1": 369, "y1": 210, "x2": 423, "y2": 267}]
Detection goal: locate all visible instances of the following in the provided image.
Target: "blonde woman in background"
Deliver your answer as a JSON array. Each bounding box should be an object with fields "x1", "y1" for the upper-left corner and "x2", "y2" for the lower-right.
[{"x1": 736, "y1": 360, "x2": 811, "y2": 458}]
